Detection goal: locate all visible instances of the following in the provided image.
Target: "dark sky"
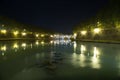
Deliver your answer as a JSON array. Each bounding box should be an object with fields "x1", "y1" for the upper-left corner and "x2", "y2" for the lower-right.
[{"x1": 0, "y1": 0, "x2": 109, "y2": 34}]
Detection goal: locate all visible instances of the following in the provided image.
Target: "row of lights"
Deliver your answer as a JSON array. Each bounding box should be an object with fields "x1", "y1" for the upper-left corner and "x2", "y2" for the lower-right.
[
  {"x1": 80, "y1": 28, "x2": 102, "y2": 36},
  {"x1": 0, "y1": 29, "x2": 46, "y2": 38},
  {"x1": 0, "y1": 40, "x2": 71, "y2": 56},
  {"x1": 0, "y1": 29, "x2": 72, "y2": 39},
  {"x1": 74, "y1": 28, "x2": 102, "y2": 38}
]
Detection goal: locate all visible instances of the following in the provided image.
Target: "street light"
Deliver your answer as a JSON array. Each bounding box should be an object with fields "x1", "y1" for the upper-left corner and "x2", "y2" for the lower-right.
[
  {"x1": 81, "y1": 30, "x2": 87, "y2": 35},
  {"x1": 21, "y1": 32, "x2": 27, "y2": 36},
  {"x1": 41, "y1": 34, "x2": 44, "y2": 37},
  {"x1": 13, "y1": 31, "x2": 19, "y2": 36},
  {"x1": 35, "y1": 34, "x2": 39, "y2": 37},
  {"x1": 1, "y1": 29, "x2": 7, "y2": 34},
  {"x1": 73, "y1": 33, "x2": 77, "y2": 39},
  {"x1": 94, "y1": 28, "x2": 101, "y2": 34},
  {"x1": 50, "y1": 35, "x2": 53, "y2": 37}
]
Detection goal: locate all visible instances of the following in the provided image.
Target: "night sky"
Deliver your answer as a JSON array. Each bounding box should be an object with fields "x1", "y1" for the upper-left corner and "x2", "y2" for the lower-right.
[{"x1": 0, "y1": 0, "x2": 109, "y2": 34}]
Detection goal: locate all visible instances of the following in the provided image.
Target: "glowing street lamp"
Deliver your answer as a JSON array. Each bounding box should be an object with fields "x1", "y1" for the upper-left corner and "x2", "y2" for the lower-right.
[
  {"x1": 74, "y1": 33, "x2": 77, "y2": 37},
  {"x1": 93, "y1": 28, "x2": 101, "y2": 34},
  {"x1": 13, "y1": 31, "x2": 19, "y2": 36},
  {"x1": 1, "y1": 29, "x2": 7, "y2": 34},
  {"x1": 50, "y1": 35, "x2": 53, "y2": 37},
  {"x1": 73, "y1": 33, "x2": 77, "y2": 39},
  {"x1": 35, "y1": 34, "x2": 39, "y2": 37},
  {"x1": 41, "y1": 34, "x2": 44, "y2": 37},
  {"x1": 21, "y1": 32, "x2": 27, "y2": 36},
  {"x1": 81, "y1": 30, "x2": 87, "y2": 35}
]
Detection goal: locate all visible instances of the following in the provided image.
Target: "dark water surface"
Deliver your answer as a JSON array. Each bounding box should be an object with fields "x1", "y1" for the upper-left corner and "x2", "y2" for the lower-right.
[{"x1": 0, "y1": 40, "x2": 120, "y2": 80}]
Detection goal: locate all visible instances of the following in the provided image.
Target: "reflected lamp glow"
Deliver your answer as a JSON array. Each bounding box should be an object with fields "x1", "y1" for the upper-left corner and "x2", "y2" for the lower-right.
[
  {"x1": 81, "y1": 45, "x2": 86, "y2": 54},
  {"x1": 91, "y1": 57, "x2": 100, "y2": 69},
  {"x1": 81, "y1": 31, "x2": 87, "y2": 35},
  {"x1": 1, "y1": 29, "x2": 7, "y2": 34},
  {"x1": 41, "y1": 41, "x2": 45, "y2": 45},
  {"x1": 2, "y1": 52, "x2": 5, "y2": 56},
  {"x1": 30, "y1": 43, "x2": 33, "y2": 48},
  {"x1": 54, "y1": 41, "x2": 56, "y2": 44},
  {"x1": 93, "y1": 47, "x2": 100, "y2": 57},
  {"x1": 35, "y1": 41, "x2": 39, "y2": 45},
  {"x1": 1, "y1": 45, "x2": 7, "y2": 51},
  {"x1": 72, "y1": 53, "x2": 77, "y2": 59},
  {"x1": 13, "y1": 43, "x2": 19, "y2": 49},
  {"x1": 91, "y1": 47, "x2": 101, "y2": 69},
  {"x1": 79, "y1": 54, "x2": 86, "y2": 67},
  {"x1": 21, "y1": 43, "x2": 27, "y2": 49},
  {"x1": 93, "y1": 28, "x2": 101, "y2": 34},
  {"x1": 73, "y1": 41, "x2": 77, "y2": 53}
]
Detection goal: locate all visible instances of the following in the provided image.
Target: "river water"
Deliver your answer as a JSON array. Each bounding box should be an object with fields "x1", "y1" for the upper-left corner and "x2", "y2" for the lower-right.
[{"x1": 0, "y1": 40, "x2": 120, "y2": 80}]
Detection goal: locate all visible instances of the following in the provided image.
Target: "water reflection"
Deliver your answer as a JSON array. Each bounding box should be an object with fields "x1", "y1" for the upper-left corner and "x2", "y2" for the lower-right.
[
  {"x1": 0, "y1": 40, "x2": 120, "y2": 80},
  {"x1": 13, "y1": 43, "x2": 19, "y2": 49},
  {"x1": 35, "y1": 41, "x2": 39, "y2": 45},
  {"x1": 73, "y1": 41, "x2": 77, "y2": 53},
  {"x1": 91, "y1": 47, "x2": 101, "y2": 69},
  {"x1": 72, "y1": 43, "x2": 101, "y2": 69},
  {"x1": 1, "y1": 45, "x2": 7, "y2": 51},
  {"x1": 79, "y1": 53, "x2": 86, "y2": 67},
  {"x1": 0, "y1": 40, "x2": 71, "y2": 56},
  {"x1": 21, "y1": 43, "x2": 27, "y2": 50},
  {"x1": 80, "y1": 45, "x2": 86, "y2": 54}
]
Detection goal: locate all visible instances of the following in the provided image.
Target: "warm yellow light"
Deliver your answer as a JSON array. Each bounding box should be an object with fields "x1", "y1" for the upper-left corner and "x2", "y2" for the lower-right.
[
  {"x1": 35, "y1": 41, "x2": 39, "y2": 45},
  {"x1": 91, "y1": 47, "x2": 101, "y2": 69},
  {"x1": 41, "y1": 34, "x2": 44, "y2": 37},
  {"x1": 50, "y1": 40, "x2": 53, "y2": 44},
  {"x1": 93, "y1": 47, "x2": 100, "y2": 57},
  {"x1": 35, "y1": 34, "x2": 39, "y2": 37},
  {"x1": 41, "y1": 41, "x2": 45, "y2": 45},
  {"x1": 94, "y1": 28, "x2": 101, "y2": 34},
  {"x1": 13, "y1": 43, "x2": 19, "y2": 49},
  {"x1": 13, "y1": 31, "x2": 19, "y2": 36},
  {"x1": 2, "y1": 52, "x2": 5, "y2": 56},
  {"x1": 54, "y1": 34, "x2": 56, "y2": 37},
  {"x1": 81, "y1": 45, "x2": 86, "y2": 54},
  {"x1": 81, "y1": 31, "x2": 87, "y2": 35},
  {"x1": 1, "y1": 45, "x2": 7, "y2": 51},
  {"x1": 1, "y1": 30, "x2": 7, "y2": 34},
  {"x1": 22, "y1": 32, "x2": 26, "y2": 36},
  {"x1": 73, "y1": 41, "x2": 77, "y2": 53},
  {"x1": 50, "y1": 35, "x2": 53, "y2": 37},
  {"x1": 21, "y1": 43, "x2": 26, "y2": 47},
  {"x1": 74, "y1": 33, "x2": 77, "y2": 37}
]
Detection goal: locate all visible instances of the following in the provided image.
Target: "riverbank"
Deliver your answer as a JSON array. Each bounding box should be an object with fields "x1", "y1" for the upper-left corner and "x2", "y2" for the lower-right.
[
  {"x1": 0, "y1": 38, "x2": 38, "y2": 41},
  {"x1": 0, "y1": 38, "x2": 52, "y2": 41},
  {"x1": 75, "y1": 39, "x2": 120, "y2": 44}
]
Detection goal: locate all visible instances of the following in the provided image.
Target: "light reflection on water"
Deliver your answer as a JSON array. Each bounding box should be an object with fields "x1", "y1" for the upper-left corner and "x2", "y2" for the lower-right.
[
  {"x1": 72, "y1": 43, "x2": 101, "y2": 69},
  {"x1": 0, "y1": 40, "x2": 120, "y2": 80}
]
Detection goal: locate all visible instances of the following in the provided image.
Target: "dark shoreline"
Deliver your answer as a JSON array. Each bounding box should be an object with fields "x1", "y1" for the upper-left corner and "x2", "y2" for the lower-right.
[
  {"x1": 1, "y1": 38, "x2": 120, "y2": 44},
  {"x1": 73, "y1": 39, "x2": 120, "y2": 44},
  {"x1": 0, "y1": 38, "x2": 47, "y2": 41}
]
